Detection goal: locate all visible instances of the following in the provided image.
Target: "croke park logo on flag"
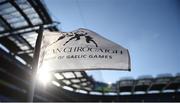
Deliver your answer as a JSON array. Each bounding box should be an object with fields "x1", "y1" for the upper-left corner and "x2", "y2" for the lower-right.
[
  {"x1": 49, "y1": 30, "x2": 98, "y2": 47},
  {"x1": 38, "y1": 28, "x2": 131, "y2": 72}
]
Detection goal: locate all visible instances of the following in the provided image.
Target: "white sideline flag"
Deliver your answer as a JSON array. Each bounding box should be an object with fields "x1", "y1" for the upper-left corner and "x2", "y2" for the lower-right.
[{"x1": 38, "y1": 28, "x2": 130, "y2": 72}]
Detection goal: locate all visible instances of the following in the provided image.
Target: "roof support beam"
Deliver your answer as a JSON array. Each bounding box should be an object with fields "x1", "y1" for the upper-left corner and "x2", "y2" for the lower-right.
[
  {"x1": 18, "y1": 35, "x2": 34, "y2": 50},
  {"x1": 162, "y1": 78, "x2": 173, "y2": 91},
  {"x1": 146, "y1": 81, "x2": 153, "y2": 93},
  {"x1": 15, "y1": 49, "x2": 33, "y2": 55},
  {"x1": 0, "y1": 0, "x2": 8, "y2": 5},
  {"x1": 9, "y1": 0, "x2": 33, "y2": 27},
  {"x1": 0, "y1": 23, "x2": 55, "y2": 36},
  {"x1": 131, "y1": 80, "x2": 136, "y2": 94},
  {"x1": 0, "y1": 15, "x2": 12, "y2": 30},
  {"x1": 27, "y1": 0, "x2": 52, "y2": 24}
]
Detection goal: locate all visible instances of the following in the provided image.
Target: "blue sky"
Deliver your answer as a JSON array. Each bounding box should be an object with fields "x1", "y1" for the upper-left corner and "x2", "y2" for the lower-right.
[{"x1": 44, "y1": 0, "x2": 180, "y2": 83}]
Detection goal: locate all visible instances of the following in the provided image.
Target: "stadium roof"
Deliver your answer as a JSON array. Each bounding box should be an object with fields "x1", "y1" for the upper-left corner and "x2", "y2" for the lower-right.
[{"x1": 0, "y1": 0, "x2": 59, "y2": 66}]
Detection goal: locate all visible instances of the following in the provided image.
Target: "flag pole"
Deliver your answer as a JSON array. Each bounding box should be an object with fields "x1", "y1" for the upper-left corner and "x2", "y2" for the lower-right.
[{"x1": 27, "y1": 25, "x2": 44, "y2": 102}]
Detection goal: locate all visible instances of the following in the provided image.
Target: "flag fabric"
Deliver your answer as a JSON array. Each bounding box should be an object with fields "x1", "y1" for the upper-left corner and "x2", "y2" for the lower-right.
[{"x1": 38, "y1": 28, "x2": 130, "y2": 72}]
